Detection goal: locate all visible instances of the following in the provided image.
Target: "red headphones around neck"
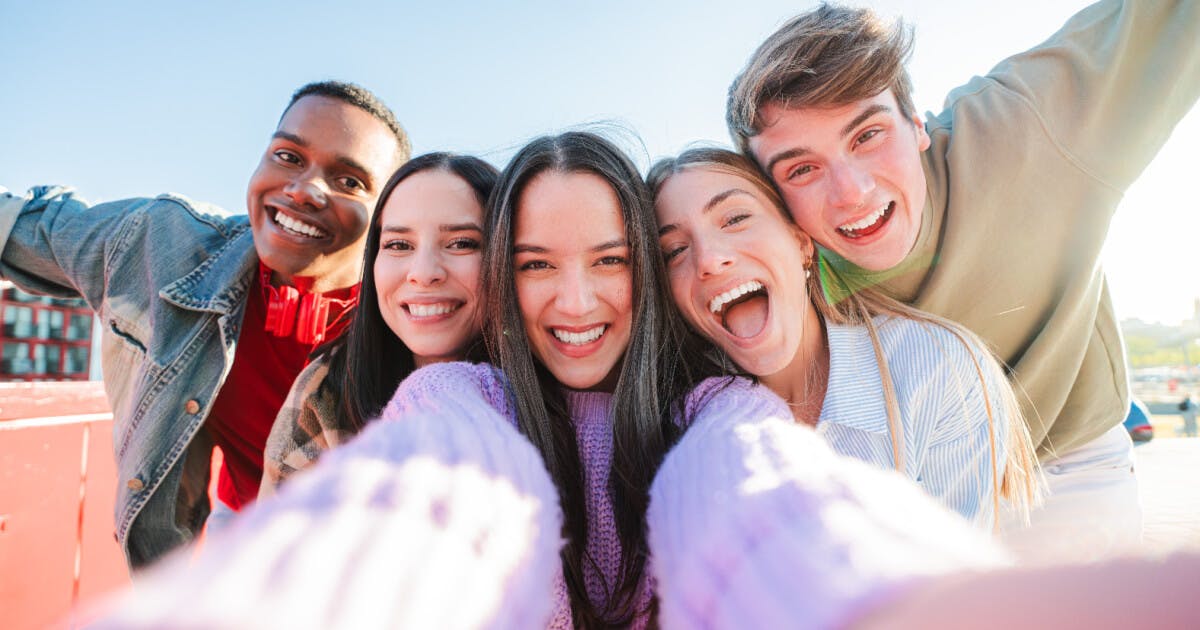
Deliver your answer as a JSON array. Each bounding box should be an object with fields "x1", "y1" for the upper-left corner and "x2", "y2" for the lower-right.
[{"x1": 261, "y1": 265, "x2": 358, "y2": 345}]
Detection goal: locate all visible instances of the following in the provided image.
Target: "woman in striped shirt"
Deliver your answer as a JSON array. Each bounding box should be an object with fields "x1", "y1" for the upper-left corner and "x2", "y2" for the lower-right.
[{"x1": 649, "y1": 147, "x2": 1040, "y2": 527}]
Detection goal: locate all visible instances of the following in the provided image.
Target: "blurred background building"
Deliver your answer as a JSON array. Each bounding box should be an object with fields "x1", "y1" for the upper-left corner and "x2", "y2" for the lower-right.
[{"x1": 0, "y1": 281, "x2": 96, "y2": 381}]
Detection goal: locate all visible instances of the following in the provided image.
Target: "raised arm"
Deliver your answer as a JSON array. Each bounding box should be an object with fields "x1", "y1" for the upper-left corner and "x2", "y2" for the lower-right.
[
  {"x1": 649, "y1": 378, "x2": 1008, "y2": 630},
  {"x1": 1, "y1": 186, "x2": 144, "y2": 305},
  {"x1": 973, "y1": 0, "x2": 1200, "y2": 190},
  {"x1": 95, "y1": 362, "x2": 563, "y2": 629}
]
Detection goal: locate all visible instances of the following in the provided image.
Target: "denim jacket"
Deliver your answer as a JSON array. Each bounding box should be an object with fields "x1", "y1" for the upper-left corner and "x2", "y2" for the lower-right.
[{"x1": 0, "y1": 185, "x2": 258, "y2": 568}]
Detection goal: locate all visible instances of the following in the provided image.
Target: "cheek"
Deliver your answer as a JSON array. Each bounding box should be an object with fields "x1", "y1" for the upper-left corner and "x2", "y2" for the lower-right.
[
  {"x1": 245, "y1": 163, "x2": 273, "y2": 210},
  {"x1": 373, "y1": 256, "x2": 401, "y2": 290},
  {"x1": 780, "y1": 191, "x2": 823, "y2": 230},
  {"x1": 457, "y1": 256, "x2": 483, "y2": 295},
  {"x1": 609, "y1": 272, "x2": 634, "y2": 324},
  {"x1": 666, "y1": 273, "x2": 697, "y2": 323},
  {"x1": 514, "y1": 276, "x2": 541, "y2": 329},
  {"x1": 335, "y1": 201, "x2": 372, "y2": 239}
]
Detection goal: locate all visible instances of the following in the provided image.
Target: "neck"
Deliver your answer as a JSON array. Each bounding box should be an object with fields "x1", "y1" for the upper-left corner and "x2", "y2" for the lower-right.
[
  {"x1": 267, "y1": 268, "x2": 357, "y2": 295},
  {"x1": 760, "y1": 302, "x2": 829, "y2": 427},
  {"x1": 413, "y1": 354, "x2": 458, "y2": 370}
]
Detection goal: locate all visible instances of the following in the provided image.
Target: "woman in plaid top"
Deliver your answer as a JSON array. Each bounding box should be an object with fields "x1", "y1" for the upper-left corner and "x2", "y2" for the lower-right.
[{"x1": 259, "y1": 152, "x2": 499, "y2": 496}]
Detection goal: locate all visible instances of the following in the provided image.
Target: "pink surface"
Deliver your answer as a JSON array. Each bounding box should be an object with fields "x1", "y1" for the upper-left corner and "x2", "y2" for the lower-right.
[{"x1": 0, "y1": 382, "x2": 130, "y2": 630}]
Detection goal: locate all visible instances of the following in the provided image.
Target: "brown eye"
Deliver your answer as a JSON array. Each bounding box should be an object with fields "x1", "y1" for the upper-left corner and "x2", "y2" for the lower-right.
[
  {"x1": 274, "y1": 150, "x2": 301, "y2": 165},
  {"x1": 786, "y1": 164, "x2": 814, "y2": 180},
  {"x1": 855, "y1": 129, "x2": 881, "y2": 146}
]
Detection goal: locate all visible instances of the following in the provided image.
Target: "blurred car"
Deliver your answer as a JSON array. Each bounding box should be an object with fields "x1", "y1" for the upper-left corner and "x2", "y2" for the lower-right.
[{"x1": 1124, "y1": 398, "x2": 1154, "y2": 443}]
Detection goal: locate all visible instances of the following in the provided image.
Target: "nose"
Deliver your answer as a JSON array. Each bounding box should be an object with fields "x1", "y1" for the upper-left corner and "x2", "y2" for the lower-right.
[
  {"x1": 407, "y1": 248, "x2": 446, "y2": 286},
  {"x1": 555, "y1": 266, "x2": 599, "y2": 317},
  {"x1": 283, "y1": 170, "x2": 329, "y2": 209},
  {"x1": 826, "y1": 159, "x2": 874, "y2": 209},
  {"x1": 693, "y1": 235, "x2": 735, "y2": 279}
]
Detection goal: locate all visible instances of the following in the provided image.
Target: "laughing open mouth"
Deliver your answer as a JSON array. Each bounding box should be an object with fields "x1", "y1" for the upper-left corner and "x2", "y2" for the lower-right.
[
  {"x1": 272, "y1": 208, "x2": 330, "y2": 239},
  {"x1": 836, "y1": 201, "x2": 893, "y2": 239},
  {"x1": 708, "y1": 281, "x2": 769, "y2": 339}
]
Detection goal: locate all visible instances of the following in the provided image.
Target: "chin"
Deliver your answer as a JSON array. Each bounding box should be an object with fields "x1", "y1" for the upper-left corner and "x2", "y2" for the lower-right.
[{"x1": 730, "y1": 350, "x2": 787, "y2": 378}]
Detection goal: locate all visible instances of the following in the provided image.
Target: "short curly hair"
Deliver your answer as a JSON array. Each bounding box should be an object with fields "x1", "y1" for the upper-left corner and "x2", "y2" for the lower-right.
[{"x1": 283, "y1": 80, "x2": 411, "y2": 161}]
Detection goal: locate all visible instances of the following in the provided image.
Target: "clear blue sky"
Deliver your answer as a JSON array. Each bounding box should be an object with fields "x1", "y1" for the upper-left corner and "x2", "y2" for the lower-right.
[{"x1": 2, "y1": 0, "x2": 1196, "y2": 323}]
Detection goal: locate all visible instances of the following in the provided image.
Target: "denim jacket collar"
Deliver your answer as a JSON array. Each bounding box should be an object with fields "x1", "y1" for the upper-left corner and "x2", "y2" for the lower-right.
[{"x1": 159, "y1": 227, "x2": 257, "y2": 316}]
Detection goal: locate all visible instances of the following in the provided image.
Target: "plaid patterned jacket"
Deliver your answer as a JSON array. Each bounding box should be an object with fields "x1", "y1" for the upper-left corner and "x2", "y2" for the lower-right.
[{"x1": 259, "y1": 348, "x2": 354, "y2": 497}]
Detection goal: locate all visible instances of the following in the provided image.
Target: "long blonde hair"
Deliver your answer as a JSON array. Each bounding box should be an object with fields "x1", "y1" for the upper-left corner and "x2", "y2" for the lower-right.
[{"x1": 647, "y1": 147, "x2": 1040, "y2": 522}]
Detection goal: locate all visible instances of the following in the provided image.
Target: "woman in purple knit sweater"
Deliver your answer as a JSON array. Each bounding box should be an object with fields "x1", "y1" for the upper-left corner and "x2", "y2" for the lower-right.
[{"x1": 92, "y1": 133, "x2": 1199, "y2": 629}]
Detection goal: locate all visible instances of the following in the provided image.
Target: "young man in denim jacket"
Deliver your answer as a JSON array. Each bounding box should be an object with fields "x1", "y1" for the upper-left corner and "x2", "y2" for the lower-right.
[
  {"x1": 0, "y1": 81, "x2": 409, "y2": 569},
  {"x1": 727, "y1": 0, "x2": 1199, "y2": 560}
]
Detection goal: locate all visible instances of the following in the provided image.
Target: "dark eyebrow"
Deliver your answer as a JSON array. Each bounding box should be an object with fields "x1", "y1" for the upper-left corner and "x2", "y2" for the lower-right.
[
  {"x1": 658, "y1": 188, "x2": 754, "y2": 236},
  {"x1": 513, "y1": 239, "x2": 627, "y2": 254},
  {"x1": 840, "y1": 103, "x2": 890, "y2": 138},
  {"x1": 704, "y1": 188, "x2": 755, "y2": 213},
  {"x1": 763, "y1": 103, "x2": 892, "y2": 175},
  {"x1": 272, "y1": 130, "x2": 375, "y2": 189},
  {"x1": 590, "y1": 239, "x2": 627, "y2": 253},
  {"x1": 441, "y1": 222, "x2": 483, "y2": 233},
  {"x1": 382, "y1": 223, "x2": 484, "y2": 234},
  {"x1": 272, "y1": 131, "x2": 308, "y2": 146},
  {"x1": 765, "y1": 147, "x2": 810, "y2": 176}
]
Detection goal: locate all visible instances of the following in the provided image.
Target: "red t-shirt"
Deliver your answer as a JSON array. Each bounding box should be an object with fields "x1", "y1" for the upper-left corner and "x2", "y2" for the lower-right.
[{"x1": 205, "y1": 270, "x2": 354, "y2": 510}]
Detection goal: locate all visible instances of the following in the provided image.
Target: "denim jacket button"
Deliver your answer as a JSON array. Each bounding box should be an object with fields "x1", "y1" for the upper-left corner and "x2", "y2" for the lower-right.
[
  {"x1": 127, "y1": 478, "x2": 145, "y2": 491},
  {"x1": 185, "y1": 399, "x2": 201, "y2": 414}
]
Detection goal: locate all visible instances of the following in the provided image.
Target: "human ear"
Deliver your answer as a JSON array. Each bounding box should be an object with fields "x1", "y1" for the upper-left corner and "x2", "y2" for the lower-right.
[
  {"x1": 789, "y1": 224, "x2": 815, "y2": 258},
  {"x1": 911, "y1": 113, "x2": 931, "y2": 152}
]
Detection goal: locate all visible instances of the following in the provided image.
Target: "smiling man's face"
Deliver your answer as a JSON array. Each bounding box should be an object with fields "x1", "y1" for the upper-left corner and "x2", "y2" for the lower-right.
[
  {"x1": 246, "y1": 95, "x2": 402, "y2": 291},
  {"x1": 748, "y1": 90, "x2": 931, "y2": 272}
]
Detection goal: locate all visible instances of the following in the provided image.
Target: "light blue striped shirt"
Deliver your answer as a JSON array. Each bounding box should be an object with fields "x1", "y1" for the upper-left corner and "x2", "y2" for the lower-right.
[{"x1": 818, "y1": 317, "x2": 1010, "y2": 526}]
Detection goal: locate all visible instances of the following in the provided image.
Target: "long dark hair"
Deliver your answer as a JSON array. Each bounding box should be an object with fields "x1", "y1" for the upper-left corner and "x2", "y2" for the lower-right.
[
  {"x1": 482, "y1": 132, "x2": 712, "y2": 627},
  {"x1": 323, "y1": 152, "x2": 499, "y2": 431}
]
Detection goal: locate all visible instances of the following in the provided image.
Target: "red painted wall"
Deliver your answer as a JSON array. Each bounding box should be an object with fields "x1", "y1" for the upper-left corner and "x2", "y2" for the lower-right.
[{"x1": 0, "y1": 382, "x2": 129, "y2": 630}]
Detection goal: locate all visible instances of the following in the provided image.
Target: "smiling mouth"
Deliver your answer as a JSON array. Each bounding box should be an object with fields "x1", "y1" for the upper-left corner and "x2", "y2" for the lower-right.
[
  {"x1": 552, "y1": 325, "x2": 607, "y2": 346},
  {"x1": 271, "y1": 207, "x2": 329, "y2": 239},
  {"x1": 836, "y1": 201, "x2": 894, "y2": 239},
  {"x1": 708, "y1": 281, "x2": 769, "y2": 339},
  {"x1": 404, "y1": 301, "x2": 463, "y2": 319}
]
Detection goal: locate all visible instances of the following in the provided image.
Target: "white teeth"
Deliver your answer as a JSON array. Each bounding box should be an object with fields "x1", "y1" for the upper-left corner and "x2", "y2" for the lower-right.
[
  {"x1": 408, "y1": 302, "x2": 459, "y2": 318},
  {"x1": 552, "y1": 325, "x2": 606, "y2": 346},
  {"x1": 839, "y1": 203, "x2": 890, "y2": 232},
  {"x1": 274, "y1": 211, "x2": 328, "y2": 238},
  {"x1": 708, "y1": 281, "x2": 764, "y2": 314}
]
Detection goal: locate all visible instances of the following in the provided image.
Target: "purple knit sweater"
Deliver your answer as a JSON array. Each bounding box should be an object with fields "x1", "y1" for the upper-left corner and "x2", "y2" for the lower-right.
[
  {"x1": 94, "y1": 361, "x2": 1008, "y2": 629},
  {"x1": 377, "y1": 362, "x2": 657, "y2": 627}
]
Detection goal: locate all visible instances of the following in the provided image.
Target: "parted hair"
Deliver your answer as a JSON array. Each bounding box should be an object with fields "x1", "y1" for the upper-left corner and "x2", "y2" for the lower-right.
[
  {"x1": 482, "y1": 131, "x2": 712, "y2": 627},
  {"x1": 726, "y1": 3, "x2": 917, "y2": 155},
  {"x1": 325, "y1": 152, "x2": 498, "y2": 432},
  {"x1": 648, "y1": 147, "x2": 1040, "y2": 523}
]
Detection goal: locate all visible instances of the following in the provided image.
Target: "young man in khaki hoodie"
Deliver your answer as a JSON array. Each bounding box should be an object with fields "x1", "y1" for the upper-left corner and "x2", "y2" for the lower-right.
[{"x1": 727, "y1": 0, "x2": 1199, "y2": 560}]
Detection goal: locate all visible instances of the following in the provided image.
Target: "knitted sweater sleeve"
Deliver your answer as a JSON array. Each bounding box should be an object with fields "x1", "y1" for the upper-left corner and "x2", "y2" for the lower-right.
[
  {"x1": 649, "y1": 377, "x2": 1010, "y2": 630},
  {"x1": 95, "y1": 362, "x2": 562, "y2": 630}
]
